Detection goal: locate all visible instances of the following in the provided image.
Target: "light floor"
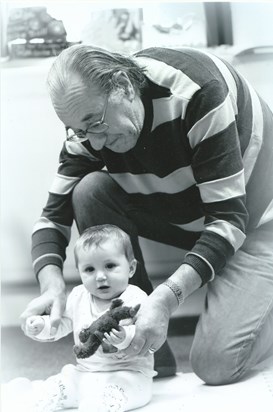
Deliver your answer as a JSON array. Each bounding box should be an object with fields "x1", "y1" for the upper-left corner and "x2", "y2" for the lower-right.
[{"x1": 1, "y1": 325, "x2": 195, "y2": 383}]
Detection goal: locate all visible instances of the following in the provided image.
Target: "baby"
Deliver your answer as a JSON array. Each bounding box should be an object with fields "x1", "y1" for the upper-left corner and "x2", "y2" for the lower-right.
[{"x1": 6, "y1": 225, "x2": 156, "y2": 412}]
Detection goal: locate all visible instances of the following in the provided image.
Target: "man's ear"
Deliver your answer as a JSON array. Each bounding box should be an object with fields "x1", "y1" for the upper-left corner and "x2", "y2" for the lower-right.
[
  {"x1": 112, "y1": 71, "x2": 135, "y2": 101},
  {"x1": 129, "y1": 259, "x2": 137, "y2": 278}
]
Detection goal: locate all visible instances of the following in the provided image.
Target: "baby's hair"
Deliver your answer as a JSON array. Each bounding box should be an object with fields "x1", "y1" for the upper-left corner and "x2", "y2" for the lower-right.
[{"x1": 74, "y1": 224, "x2": 135, "y2": 267}]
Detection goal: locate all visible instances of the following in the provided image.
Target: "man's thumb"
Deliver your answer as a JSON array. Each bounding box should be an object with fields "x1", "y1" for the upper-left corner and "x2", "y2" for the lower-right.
[{"x1": 49, "y1": 300, "x2": 63, "y2": 335}]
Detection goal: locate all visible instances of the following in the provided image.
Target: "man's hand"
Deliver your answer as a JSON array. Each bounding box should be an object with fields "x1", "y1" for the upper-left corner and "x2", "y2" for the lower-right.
[
  {"x1": 120, "y1": 287, "x2": 173, "y2": 358},
  {"x1": 120, "y1": 264, "x2": 202, "y2": 358},
  {"x1": 20, "y1": 265, "x2": 66, "y2": 336}
]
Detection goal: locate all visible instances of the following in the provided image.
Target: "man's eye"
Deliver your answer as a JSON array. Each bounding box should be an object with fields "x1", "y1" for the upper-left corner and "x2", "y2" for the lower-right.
[
  {"x1": 75, "y1": 130, "x2": 86, "y2": 138},
  {"x1": 106, "y1": 263, "x2": 116, "y2": 269}
]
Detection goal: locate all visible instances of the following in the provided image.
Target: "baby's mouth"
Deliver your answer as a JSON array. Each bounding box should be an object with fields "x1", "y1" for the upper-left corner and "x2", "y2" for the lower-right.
[{"x1": 98, "y1": 285, "x2": 110, "y2": 290}]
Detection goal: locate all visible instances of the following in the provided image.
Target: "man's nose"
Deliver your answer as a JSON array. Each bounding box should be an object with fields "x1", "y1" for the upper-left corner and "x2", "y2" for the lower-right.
[{"x1": 88, "y1": 134, "x2": 107, "y2": 151}]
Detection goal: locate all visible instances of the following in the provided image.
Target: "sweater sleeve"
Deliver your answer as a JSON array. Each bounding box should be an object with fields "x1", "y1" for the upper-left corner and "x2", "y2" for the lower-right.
[
  {"x1": 31, "y1": 140, "x2": 104, "y2": 277},
  {"x1": 183, "y1": 80, "x2": 248, "y2": 284}
]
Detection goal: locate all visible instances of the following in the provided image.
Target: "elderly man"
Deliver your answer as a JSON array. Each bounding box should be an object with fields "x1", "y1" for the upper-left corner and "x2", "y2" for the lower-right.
[{"x1": 22, "y1": 44, "x2": 273, "y2": 384}]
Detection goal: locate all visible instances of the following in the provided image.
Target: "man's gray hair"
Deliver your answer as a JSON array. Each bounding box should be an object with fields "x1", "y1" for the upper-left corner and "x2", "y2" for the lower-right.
[{"x1": 47, "y1": 44, "x2": 147, "y2": 99}]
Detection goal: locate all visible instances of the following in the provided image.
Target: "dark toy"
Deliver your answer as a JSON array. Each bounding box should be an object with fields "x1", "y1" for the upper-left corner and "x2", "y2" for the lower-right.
[{"x1": 73, "y1": 298, "x2": 140, "y2": 359}]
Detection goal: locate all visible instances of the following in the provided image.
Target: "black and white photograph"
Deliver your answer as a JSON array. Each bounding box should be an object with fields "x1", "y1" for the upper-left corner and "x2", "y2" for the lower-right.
[{"x1": 1, "y1": 1, "x2": 273, "y2": 411}]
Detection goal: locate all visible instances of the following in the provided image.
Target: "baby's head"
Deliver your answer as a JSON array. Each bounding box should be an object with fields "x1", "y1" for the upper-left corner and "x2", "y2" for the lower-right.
[{"x1": 74, "y1": 224, "x2": 137, "y2": 300}]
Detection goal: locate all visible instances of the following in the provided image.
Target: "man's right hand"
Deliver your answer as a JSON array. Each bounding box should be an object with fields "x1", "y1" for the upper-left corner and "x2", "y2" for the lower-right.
[{"x1": 20, "y1": 265, "x2": 66, "y2": 336}]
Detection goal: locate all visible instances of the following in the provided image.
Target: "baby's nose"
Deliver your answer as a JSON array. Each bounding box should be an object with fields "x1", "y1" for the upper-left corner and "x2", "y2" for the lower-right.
[{"x1": 96, "y1": 270, "x2": 107, "y2": 280}]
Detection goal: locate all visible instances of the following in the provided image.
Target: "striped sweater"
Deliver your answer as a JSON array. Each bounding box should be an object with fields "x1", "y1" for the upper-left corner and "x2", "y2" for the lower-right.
[{"x1": 32, "y1": 47, "x2": 273, "y2": 285}]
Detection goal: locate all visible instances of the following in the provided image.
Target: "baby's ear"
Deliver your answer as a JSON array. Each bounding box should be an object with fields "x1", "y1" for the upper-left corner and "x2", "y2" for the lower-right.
[{"x1": 129, "y1": 259, "x2": 137, "y2": 278}]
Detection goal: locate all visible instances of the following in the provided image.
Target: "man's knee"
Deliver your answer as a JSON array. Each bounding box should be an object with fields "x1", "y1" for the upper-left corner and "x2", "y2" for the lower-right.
[
  {"x1": 190, "y1": 339, "x2": 244, "y2": 386},
  {"x1": 72, "y1": 171, "x2": 110, "y2": 205}
]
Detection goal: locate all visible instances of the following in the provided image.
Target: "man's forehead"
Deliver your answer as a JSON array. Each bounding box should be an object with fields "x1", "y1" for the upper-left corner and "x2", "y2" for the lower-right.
[
  {"x1": 53, "y1": 79, "x2": 102, "y2": 125},
  {"x1": 62, "y1": 71, "x2": 102, "y2": 98}
]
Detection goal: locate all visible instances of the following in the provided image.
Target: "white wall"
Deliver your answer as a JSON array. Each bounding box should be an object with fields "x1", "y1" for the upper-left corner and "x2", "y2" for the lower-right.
[
  {"x1": 231, "y1": 2, "x2": 273, "y2": 49},
  {"x1": 1, "y1": 59, "x2": 65, "y2": 284}
]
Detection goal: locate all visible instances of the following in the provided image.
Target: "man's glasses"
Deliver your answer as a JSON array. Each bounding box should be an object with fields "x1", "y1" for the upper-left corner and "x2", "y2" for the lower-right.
[{"x1": 65, "y1": 98, "x2": 109, "y2": 143}]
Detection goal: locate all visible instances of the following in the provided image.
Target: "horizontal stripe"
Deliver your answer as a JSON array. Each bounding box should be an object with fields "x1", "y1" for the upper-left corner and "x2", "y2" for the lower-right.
[
  {"x1": 188, "y1": 95, "x2": 236, "y2": 149},
  {"x1": 185, "y1": 79, "x2": 228, "y2": 131},
  {"x1": 32, "y1": 227, "x2": 68, "y2": 263},
  {"x1": 201, "y1": 50, "x2": 238, "y2": 115},
  {"x1": 137, "y1": 47, "x2": 225, "y2": 88},
  {"x1": 135, "y1": 55, "x2": 201, "y2": 100},
  {"x1": 49, "y1": 173, "x2": 80, "y2": 195},
  {"x1": 243, "y1": 134, "x2": 263, "y2": 184},
  {"x1": 205, "y1": 219, "x2": 246, "y2": 251},
  {"x1": 151, "y1": 95, "x2": 189, "y2": 132},
  {"x1": 203, "y1": 195, "x2": 248, "y2": 234},
  {"x1": 170, "y1": 217, "x2": 205, "y2": 232},
  {"x1": 42, "y1": 193, "x2": 74, "y2": 227},
  {"x1": 185, "y1": 251, "x2": 215, "y2": 281},
  {"x1": 197, "y1": 169, "x2": 245, "y2": 203},
  {"x1": 129, "y1": 186, "x2": 203, "y2": 223},
  {"x1": 232, "y1": 75, "x2": 253, "y2": 155},
  {"x1": 256, "y1": 198, "x2": 273, "y2": 228},
  {"x1": 33, "y1": 253, "x2": 63, "y2": 269},
  {"x1": 110, "y1": 166, "x2": 196, "y2": 195},
  {"x1": 32, "y1": 217, "x2": 71, "y2": 242},
  {"x1": 65, "y1": 140, "x2": 100, "y2": 160},
  {"x1": 192, "y1": 123, "x2": 243, "y2": 183},
  {"x1": 242, "y1": 79, "x2": 264, "y2": 184},
  {"x1": 186, "y1": 230, "x2": 235, "y2": 277}
]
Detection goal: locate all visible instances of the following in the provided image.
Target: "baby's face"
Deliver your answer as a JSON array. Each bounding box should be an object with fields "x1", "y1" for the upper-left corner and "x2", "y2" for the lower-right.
[{"x1": 77, "y1": 239, "x2": 136, "y2": 301}]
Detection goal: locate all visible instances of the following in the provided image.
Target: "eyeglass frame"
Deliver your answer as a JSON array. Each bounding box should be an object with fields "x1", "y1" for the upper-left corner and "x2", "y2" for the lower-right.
[{"x1": 65, "y1": 97, "x2": 109, "y2": 143}]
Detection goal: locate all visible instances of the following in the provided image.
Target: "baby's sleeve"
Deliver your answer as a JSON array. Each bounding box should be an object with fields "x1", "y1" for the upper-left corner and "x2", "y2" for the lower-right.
[
  {"x1": 121, "y1": 285, "x2": 148, "y2": 307},
  {"x1": 34, "y1": 316, "x2": 52, "y2": 340},
  {"x1": 34, "y1": 314, "x2": 73, "y2": 341},
  {"x1": 113, "y1": 324, "x2": 136, "y2": 350}
]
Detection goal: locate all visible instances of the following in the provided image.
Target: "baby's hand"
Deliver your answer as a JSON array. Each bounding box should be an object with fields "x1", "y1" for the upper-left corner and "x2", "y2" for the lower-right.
[
  {"x1": 103, "y1": 326, "x2": 126, "y2": 347},
  {"x1": 26, "y1": 316, "x2": 45, "y2": 336}
]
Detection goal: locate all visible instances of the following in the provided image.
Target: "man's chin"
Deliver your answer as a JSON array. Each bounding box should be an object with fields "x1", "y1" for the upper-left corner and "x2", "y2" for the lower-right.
[
  {"x1": 106, "y1": 134, "x2": 139, "y2": 153},
  {"x1": 107, "y1": 142, "x2": 137, "y2": 153}
]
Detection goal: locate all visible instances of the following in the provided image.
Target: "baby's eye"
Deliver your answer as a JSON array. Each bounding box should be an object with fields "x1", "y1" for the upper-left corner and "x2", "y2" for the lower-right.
[
  {"x1": 85, "y1": 266, "x2": 94, "y2": 273},
  {"x1": 106, "y1": 263, "x2": 117, "y2": 269}
]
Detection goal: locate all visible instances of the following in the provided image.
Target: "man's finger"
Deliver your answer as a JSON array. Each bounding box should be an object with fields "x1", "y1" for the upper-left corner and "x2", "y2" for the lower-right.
[
  {"x1": 139, "y1": 341, "x2": 158, "y2": 356},
  {"x1": 49, "y1": 299, "x2": 65, "y2": 334},
  {"x1": 122, "y1": 334, "x2": 146, "y2": 357}
]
